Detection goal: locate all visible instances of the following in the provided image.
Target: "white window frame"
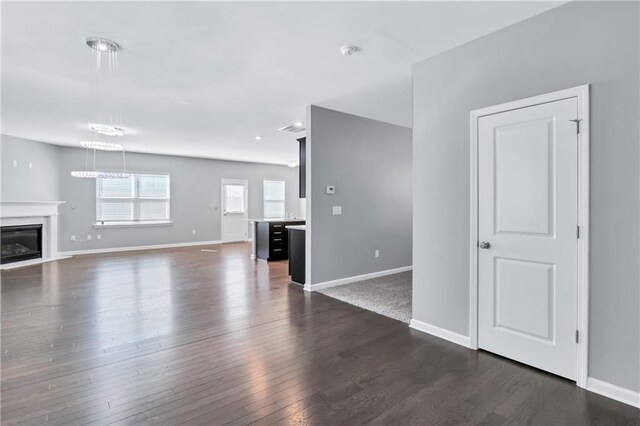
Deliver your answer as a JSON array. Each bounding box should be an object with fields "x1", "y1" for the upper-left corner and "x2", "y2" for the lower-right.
[
  {"x1": 95, "y1": 173, "x2": 171, "y2": 227},
  {"x1": 263, "y1": 180, "x2": 286, "y2": 219},
  {"x1": 223, "y1": 182, "x2": 248, "y2": 214}
]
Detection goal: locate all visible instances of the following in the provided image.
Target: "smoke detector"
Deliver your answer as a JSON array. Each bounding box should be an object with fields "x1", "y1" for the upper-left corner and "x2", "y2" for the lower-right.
[{"x1": 340, "y1": 45, "x2": 360, "y2": 56}]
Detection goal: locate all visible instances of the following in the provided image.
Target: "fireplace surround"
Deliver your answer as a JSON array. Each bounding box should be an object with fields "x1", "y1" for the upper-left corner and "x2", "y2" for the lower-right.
[{"x1": 0, "y1": 201, "x2": 69, "y2": 270}]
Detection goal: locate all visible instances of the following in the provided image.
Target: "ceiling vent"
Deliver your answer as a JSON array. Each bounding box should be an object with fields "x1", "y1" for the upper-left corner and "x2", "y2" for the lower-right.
[{"x1": 278, "y1": 124, "x2": 306, "y2": 133}]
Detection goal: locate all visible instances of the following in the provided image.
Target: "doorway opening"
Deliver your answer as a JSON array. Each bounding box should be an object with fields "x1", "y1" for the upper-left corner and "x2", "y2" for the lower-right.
[{"x1": 469, "y1": 85, "x2": 590, "y2": 387}]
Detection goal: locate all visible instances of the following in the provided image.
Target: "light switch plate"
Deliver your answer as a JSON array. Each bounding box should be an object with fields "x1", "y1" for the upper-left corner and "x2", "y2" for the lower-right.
[
  {"x1": 326, "y1": 185, "x2": 335, "y2": 195},
  {"x1": 332, "y1": 206, "x2": 342, "y2": 215}
]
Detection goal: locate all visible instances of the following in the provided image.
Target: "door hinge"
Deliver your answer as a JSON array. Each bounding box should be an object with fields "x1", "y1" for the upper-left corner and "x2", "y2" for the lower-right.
[
  {"x1": 575, "y1": 330, "x2": 580, "y2": 343},
  {"x1": 577, "y1": 226, "x2": 580, "y2": 239},
  {"x1": 570, "y1": 119, "x2": 581, "y2": 134}
]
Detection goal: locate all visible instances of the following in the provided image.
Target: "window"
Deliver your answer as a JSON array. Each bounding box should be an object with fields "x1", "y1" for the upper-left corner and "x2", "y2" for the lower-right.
[
  {"x1": 96, "y1": 173, "x2": 170, "y2": 224},
  {"x1": 224, "y1": 184, "x2": 246, "y2": 213},
  {"x1": 263, "y1": 180, "x2": 286, "y2": 219}
]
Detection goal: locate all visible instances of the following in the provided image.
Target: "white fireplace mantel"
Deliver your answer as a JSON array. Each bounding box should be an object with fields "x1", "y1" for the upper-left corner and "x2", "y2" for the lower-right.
[{"x1": 1, "y1": 201, "x2": 70, "y2": 270}]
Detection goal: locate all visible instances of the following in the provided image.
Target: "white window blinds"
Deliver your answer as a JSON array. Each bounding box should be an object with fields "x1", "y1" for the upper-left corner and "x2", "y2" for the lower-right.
[
  {"x1": 224, "y1": 184, "x2": 246, "y2": 213},
  {"x1": 97, "y1": 174, "x2": 170, "y2": 224},
  {"x1": 263, "y1": 180, "x2": 286, "y2": 219}
]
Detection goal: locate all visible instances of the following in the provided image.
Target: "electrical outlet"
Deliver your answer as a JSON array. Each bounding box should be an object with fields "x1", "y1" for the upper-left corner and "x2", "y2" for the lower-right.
[
  {"x1": 12, "y1": 160, "x2": 18, "y2": 167},
  {"x1": 28, "y1": 162, "x2": 33, "y2": 169},
  {"x1": 192, "y1": 229, "x2": 196, "y2": 235},
  {"x1": 97, "y1": 234, "x2": 102, "y2": 240},
  {"x1": 87, "y1": 235, "x2": 92, "y2": 241},
  {"x1": 70, "y1": 235, "x2": 76, "y2": 241},
  {"x1": 332, "y1": 206, "x2": 342, "y2": 215},
  {"x1": 375, "y1": 250, "x2": 380, "y2": 258}
]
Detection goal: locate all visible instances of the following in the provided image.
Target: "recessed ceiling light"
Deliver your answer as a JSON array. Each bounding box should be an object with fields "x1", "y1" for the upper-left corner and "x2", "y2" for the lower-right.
[
  {"x1": 179, "y1": 100, "x2": 188, "y2": 105},
  {"x1": 294, "y1": 121, "x2": 303, "y2": 128},
  {"x1": 340, "y1": 45, "x2": 360, "y2": 56},
  {"x1": 88, "y1": 123, "x2": 126, "y2": 137},
  {"x1": 86, "y1": 37, "x2": 121, "y2": 53},
  {"x1": 255, "y1": 136, "x2": 262, "y2": 140}
]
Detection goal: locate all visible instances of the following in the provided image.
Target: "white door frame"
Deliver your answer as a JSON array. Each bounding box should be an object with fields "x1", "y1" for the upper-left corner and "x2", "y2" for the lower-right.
[
  {"x1": 221, "y1": 178, "x2": 249, "y2": 243},
  {"x1": 468, "y1": 85, "x2": 590, "y2": 388}
]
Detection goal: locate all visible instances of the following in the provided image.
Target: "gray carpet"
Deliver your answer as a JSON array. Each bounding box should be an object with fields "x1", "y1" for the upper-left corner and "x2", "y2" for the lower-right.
[{"x1": 317, "y1": 271, "x2": 412, "y2": 323}]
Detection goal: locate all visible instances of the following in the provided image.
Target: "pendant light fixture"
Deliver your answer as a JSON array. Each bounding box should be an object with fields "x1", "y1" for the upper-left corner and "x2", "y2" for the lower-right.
[{"x1": 71, "y1": 36, "x2": 129, "y2": 178}]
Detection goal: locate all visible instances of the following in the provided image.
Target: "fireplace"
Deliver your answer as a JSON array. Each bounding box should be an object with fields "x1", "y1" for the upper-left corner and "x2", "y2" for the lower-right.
[{"x1": 1, "y1": 224, "x2": 43, "y2": 264}]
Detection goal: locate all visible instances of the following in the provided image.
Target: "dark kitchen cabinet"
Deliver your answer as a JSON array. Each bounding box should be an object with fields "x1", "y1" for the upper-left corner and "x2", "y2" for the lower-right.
[
  {"x1": 255, "y1": 220, "x2": 305, "y2": 261},
  {"x1": 288, "y1": 228, "x2": 305, "y2": 284}
]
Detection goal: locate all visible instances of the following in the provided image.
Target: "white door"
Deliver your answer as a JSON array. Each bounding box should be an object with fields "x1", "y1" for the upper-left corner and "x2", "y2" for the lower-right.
[
  {"x1": 221, "y1": 179, "x2": 248, "y2": 243},
  {"x1": 478, "y1": 98, "x2": 578, "y2": 380}
]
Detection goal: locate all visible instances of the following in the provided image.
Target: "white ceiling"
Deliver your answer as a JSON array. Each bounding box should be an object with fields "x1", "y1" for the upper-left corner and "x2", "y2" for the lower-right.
[{"x1": 1, "y1": 1, "x2": 563, "y2": 165}]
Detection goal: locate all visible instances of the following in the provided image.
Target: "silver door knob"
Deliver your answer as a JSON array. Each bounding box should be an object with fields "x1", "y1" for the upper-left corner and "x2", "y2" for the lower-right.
[{"x1": 479, "y1": 241, "x2": 491, "y2": 249}]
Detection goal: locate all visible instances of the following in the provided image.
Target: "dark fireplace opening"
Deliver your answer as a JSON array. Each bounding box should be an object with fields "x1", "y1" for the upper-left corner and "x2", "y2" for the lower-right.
[{"x1": 1, "y1": 224, "x2": 43, "y2": 264}]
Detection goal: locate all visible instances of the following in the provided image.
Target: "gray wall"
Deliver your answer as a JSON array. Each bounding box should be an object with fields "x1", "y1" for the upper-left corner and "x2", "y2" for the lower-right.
[
  {"x1": 1, "y1": 134, "x2": 60, "y2": 201},
  {"x1": 412, "y1": 1, "x2": 639, "y2": 392},
  {"x1": 308, "y1": 106, "x2": 412, "y2": 284},
  {"x1": 1, "y1": 135, "x2": 300, "y2": 252}
]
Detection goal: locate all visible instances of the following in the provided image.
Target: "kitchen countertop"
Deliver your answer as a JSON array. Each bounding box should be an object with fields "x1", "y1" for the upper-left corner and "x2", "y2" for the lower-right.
[
  {"x1": 251, "y1": 218, "x2": 306, "y2": 223},
  {"x1": 286, "y1": 225, "x2": 306, "y2": 231}
]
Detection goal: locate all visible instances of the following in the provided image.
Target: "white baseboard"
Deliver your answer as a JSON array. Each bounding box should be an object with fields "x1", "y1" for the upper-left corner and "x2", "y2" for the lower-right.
[
  {"x1": 304, "y1": 266, "x2": 412, "y2": 292},
  {"x1": 60, "y1": 240, "x2": 222, "y2": 256},
  {"x1": 587, "y1": 377, "x2": 640, "y2": 408},
  {"x1": 409, "y1": 318, "x2": 471, "y2": 348},
  {"x1": 0, "y1": 255, "x2": 73, "y2": 270}
]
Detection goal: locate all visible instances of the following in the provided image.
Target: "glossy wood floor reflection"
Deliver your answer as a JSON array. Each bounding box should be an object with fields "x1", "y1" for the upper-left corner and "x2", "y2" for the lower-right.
[{"x1": 2, "y1": 243, "x2": 638, "y2": 425}]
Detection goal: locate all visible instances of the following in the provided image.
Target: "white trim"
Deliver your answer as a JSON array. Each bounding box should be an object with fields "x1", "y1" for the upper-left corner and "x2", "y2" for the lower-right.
[
  {"x1": 575, "y1": 86, "x2": 591, "y2": 389},
  {"x1": 60, "y1": 240, "x2": 222, "y2": 256},
  {"x1": 409, "y1": 319, "x2": 471, "y2": 348},
  {"x1": 305, "y1": 106, "x2": 313, "y2": 286},
  {"x1": 0, "y1": 255, "x2": 72, "y2": 271},
  {"x1": 586, "y1": 377, "x2": 640, "y2": 409},
  {"x1": 303, "y1": 266, "x2": 412, "y2": 292},
  {"x1": 468, "y1": 85, "x2": 590, "y2": 387}
]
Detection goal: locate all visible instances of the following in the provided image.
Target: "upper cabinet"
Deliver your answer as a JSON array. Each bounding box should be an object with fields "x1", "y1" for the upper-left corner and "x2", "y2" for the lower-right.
[{"x1": 298, "y1": 137, "x2": 306, "y2": 199}]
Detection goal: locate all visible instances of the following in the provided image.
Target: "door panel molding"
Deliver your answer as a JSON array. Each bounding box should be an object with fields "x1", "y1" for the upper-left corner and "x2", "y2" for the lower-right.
[{"x1": 469, "y1": 85, "x2": 590, "y2": 388}]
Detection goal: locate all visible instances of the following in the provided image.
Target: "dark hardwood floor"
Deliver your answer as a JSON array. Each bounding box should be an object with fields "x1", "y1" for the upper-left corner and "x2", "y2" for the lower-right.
[{"x1": 1, "y1": 243, "x2": 638, "y2": 425}]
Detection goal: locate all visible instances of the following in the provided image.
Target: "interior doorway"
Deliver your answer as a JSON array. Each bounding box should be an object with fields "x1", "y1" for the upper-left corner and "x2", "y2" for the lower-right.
[{"x1": 469, "y1": 85, "x2": 590, "y2": 387}]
